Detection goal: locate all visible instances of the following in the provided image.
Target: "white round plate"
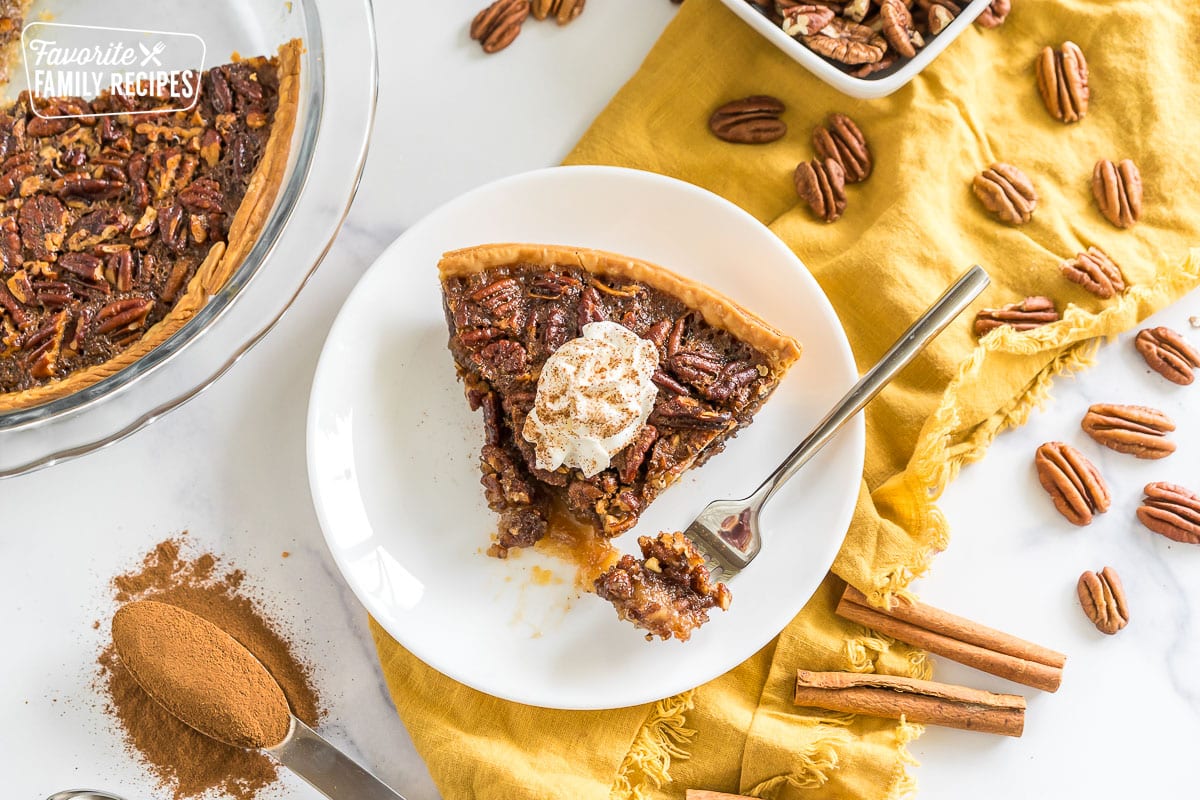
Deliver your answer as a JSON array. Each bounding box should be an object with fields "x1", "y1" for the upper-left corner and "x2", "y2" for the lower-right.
[{"x1": 307, "y1": 166, "x2": 864, "y2": 710}]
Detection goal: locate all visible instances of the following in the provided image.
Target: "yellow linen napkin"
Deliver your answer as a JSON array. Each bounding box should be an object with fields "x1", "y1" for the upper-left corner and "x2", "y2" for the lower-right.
[{"x1": 372, "y1": 0, "x2": 1200, "y2": 797}]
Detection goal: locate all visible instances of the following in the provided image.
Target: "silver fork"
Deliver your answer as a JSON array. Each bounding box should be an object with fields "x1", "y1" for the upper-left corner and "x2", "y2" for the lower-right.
[{"x1": 685, "y1": 265, "x2": 990, "y2": 580}]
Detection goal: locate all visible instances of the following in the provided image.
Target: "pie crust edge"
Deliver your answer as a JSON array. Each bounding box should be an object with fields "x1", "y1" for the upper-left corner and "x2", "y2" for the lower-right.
[
  {"x1": 0, "y1": 38, "x2": 303, "y2": 413},
  {"x1": 438, "y1": 242, "x2": 803, "y2": 371}
]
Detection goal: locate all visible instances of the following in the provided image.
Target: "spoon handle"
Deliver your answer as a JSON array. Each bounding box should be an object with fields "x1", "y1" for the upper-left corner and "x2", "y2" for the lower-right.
[{"x1": 269, "y1": 718, "x2": 408, "y2": 800}]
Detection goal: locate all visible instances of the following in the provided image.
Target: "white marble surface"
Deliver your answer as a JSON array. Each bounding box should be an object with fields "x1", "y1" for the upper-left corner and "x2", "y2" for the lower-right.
[{"x1": 3, "y1": 1, "x2": 1199, "y2": 798}]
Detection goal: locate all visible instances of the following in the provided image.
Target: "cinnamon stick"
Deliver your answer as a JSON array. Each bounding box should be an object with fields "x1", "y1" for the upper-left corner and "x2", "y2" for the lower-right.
[
  {"x1": 794, "y1": 670, "x2": 1025, "y2": 737},
  {"x1": 837, "y1": 586, "x2": 1065, "y2": 692},
  {"x1": 686, "y1": 792, "x2": 755, "y2": 800}
]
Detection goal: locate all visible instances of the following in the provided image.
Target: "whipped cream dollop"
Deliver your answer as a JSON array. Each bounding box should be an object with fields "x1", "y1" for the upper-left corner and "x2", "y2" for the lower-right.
[{"x1": 523, "y1": 320, "x2": 660, "y2": 478}]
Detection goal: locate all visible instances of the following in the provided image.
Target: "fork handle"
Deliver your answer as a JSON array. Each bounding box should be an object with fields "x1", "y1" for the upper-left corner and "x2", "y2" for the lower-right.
[{"x1": 752, "y1": 265, "x2": 990, "y2": 506}]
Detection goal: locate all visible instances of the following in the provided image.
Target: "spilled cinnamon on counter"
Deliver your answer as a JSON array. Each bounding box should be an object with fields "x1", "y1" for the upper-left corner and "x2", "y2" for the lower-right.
[{"x1": 98, "y1": 537, "x2": 321, "y2": 800}]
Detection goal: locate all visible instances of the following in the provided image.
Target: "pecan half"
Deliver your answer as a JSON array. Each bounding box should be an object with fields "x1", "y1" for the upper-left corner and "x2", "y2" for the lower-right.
[
  {"x1": 803, "y1": 18, "x2": 886, "y2": 65},
  {"x1": 1081, "y1": 403, "x2": 1175, "y2": 460},
  {"x1": 927, "y1": 4, "x2": 957, "y2": 35},
  {"x1": 1135, "y1": 326, "x2": 1200, "y2": 385},
  {"x1": 67, "y1": 208, "x2": 131, "y2": 253},
  {"x1": 850, "y1": 52, "x2": 898, "y2": 79},
  {"x1": 1137, "y1": 482, "x2": 1200, "y2": 544},
  {"x1": 578, "y1": 284, "x2": 605, "y2": 326},
  {"x1": 1077, "y1": 567, "x2": 1128, "y2": 635},
  {"x1": 708, "y1": 95, "x2": 787, "y2": 144},
  {"x1": 129, "y1": 206, "x2": 158, "y2": 240},
  {"x1": 794, "y1": 157, "x2": 847, "y2": 223},
  {"x1": 880, "y1": 0, "x2": 923, "y2": 58},
  {"x1": 531, "y1": 0, "x2": 585, "y2": 24},
  {"x1": 54, "y1": 173, "x2": 125, "y2": 202},
  {"x1": 529, "y1": 271, "x2": 581, "y2": 300},
  {"x1": 227, "y1": 65, "x2": 265, "y2": 109},
  {"x1": 21, "y1": 310, "x2": 68, "y2": 378},
  {"x1": 470, "y1": 0, "x2": 531, "y2": 54},
  {"x1": 1092, "y1": 158, "x2": 1142, "y2": 229},
  {"x1": 780, "y1": 4, "x2": 836, "y2": 37},
  {"x1": 1034, "y1": 441, "x2": 1110, "y2": 526},
  {"x1": 842, "y1": 0, "x2": 872, "y2": 24},
  {"x1": 974, "y1": 296, "x2": 1058, "y2": 336},
  {"x1": 58, "y1": 253, "x2": 105, "y2": 284},
  {"x1": 19, "y1": 195, "x2": 68, "y2": 261},
  {"x1": 0, "y1": 280, "x2": 30, "y2": 328},
  {"x1": 812, "y1": 113, "x2": 871, "y2": 183},
  {"x1": 207, "y1": 68, "x2": 235, "y2": 114},
  {"x1": 0, "y1": 161, "x2": 35, "y2": 197},
  {"x1": 972, "y1": 163, "x2": 1037, "y2": 225},
  {"x1": 975, "y1": 0, "x2": 1011, "y2": 28},
  {"x1": 158, "y1": 201, "x2": 187, "y2": 252},
  {"x1": 651, "y1": 369, "x2": 691, "y2": 397},
  {"x1": 612, "y1": 424, "x2": 659, "y2": 484},
  {"x1": 475, "y1": 339, "x2": 529, "y2": 381},
  {"x1": 1036, "y1": 42, "x2": 1089, "y2": 124},
  {"x1": 0, "y1": 215, "x2": 20, "y2": 271},
  {"x1": 179, "y1": 177, "x2": 224, "y2": 213},
  {"x1": 108, "y1": 250, "x2": 135, "y2": 293},
  {"x1": 1061, "y1": 247, "x2": 1124, "y2": 299},
  {"x1": 94, "y1": 297, "x2": 153, "y2": 336},
  {"x1": 127, "y1": 152, "x2": 150, "y2": 208},
  {"x1": 648, "y1": 396, "x2": 734, "y2": 430}
]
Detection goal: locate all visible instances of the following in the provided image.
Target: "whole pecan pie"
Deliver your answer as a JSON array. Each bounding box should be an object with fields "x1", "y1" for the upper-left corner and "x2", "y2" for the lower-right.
[
  {"x1": 0, "y1": 40, "x2": 301, "y2": 412},
  {"x1": 439, "y1": 243, "x2": 802, "y2": 639}
]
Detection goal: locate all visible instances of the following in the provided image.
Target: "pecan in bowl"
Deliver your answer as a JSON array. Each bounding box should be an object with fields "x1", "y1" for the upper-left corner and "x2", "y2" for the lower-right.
[
  {"x1": 880, "y1": 0, "x2": 924, "y2": 59},
  {"x1": 975, "y1": 0, "x2": 1012, "y2": 29},
  {"x1": 802, "y1": 17, "x2": 887, "y2": 66},
  {"x1": 737, "y1": 0, "x2": 999, "y2": 86},
  {"x1": 781, "y1": 4, "x2": 836, "y2": 36}
]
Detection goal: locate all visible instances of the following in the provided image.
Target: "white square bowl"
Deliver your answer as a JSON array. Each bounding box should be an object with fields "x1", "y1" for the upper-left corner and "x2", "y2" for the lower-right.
[{"x1": 717, "y1": 0, "x2": 993, "y2": 99}]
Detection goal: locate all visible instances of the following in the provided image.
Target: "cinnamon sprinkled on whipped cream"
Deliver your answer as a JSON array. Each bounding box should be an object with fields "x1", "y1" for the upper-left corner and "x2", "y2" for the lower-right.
[{"x1": 523, "y1": 321, "x2": 659, "y2": 477}]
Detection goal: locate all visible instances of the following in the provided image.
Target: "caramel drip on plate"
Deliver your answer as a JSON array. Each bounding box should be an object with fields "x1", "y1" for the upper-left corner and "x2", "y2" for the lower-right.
[{"x1": 535, "y1": 499, "x2": 619, "y2": 589}]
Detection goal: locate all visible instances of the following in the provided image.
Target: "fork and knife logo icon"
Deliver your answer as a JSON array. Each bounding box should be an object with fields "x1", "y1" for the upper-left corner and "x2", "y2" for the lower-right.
[{"x1": 138, "y1": 41, "x2": 165, "y2": 66}]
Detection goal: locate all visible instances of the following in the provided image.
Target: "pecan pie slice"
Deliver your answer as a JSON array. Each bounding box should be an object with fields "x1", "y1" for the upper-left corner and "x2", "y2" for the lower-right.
[
  {"x1": 439, "y1": 243, "x2": 801, "y2": 639},
  {"x1": 0, "y1": 40, "x2": 301, "y2": 411}
]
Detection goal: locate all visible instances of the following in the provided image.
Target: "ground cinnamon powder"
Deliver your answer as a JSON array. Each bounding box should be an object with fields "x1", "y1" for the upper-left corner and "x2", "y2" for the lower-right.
[
  {"x1": 112, "y1": 600, "x2": 294, "y2": 749},
  {"x1": 98, "y1": 537, "x2": 321, "y2": 800}
]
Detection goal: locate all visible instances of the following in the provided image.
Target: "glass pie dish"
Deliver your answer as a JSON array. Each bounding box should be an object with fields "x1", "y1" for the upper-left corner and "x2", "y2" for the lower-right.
[
  {"x1": 0, "y1": 0, "x2": 377, "y2": 476},
  {"x1": 717, "y1": 0, "x2": 992, "y2": 99}
]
